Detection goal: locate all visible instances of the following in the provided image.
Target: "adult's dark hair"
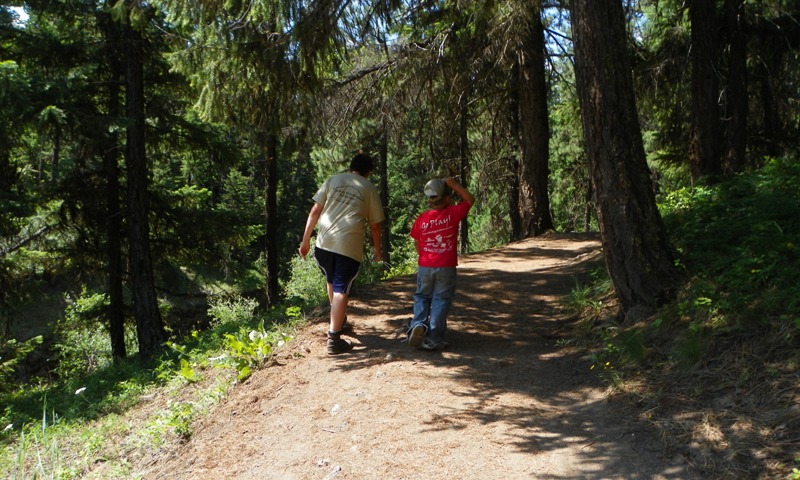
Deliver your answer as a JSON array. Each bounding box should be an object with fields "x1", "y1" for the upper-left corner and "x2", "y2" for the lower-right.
[{"x1": 349, "y1": 153, "x2": 374, "y2": 175}]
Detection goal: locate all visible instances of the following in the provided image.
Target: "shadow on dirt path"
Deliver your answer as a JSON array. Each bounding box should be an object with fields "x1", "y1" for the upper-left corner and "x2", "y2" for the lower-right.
[{"x1": 138, "y1": 233, "x2": 696, "y2": 480}]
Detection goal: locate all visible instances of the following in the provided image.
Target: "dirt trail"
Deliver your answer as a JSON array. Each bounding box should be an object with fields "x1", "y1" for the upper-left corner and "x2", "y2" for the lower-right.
[{"x1": 137, "y1": 233, "x2": 696, "y2": 480}]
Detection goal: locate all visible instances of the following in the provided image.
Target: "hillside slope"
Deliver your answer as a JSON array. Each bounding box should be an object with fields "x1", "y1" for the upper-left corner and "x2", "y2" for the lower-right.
[{"x1": 134, "y1": 233, "x2": 695, "y2": 480}]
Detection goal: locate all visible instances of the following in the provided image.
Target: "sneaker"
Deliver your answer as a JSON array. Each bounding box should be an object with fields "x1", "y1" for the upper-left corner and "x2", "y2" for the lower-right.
[
  {"x1": 408, "y1": 324, "x2": 426, "y2": 348},
  {"x1": 421, "y1": 337, "x2": 440, "y2": 350},
  {"x1": 327, "y1": 336, "x2": 353, "y2": 355}
]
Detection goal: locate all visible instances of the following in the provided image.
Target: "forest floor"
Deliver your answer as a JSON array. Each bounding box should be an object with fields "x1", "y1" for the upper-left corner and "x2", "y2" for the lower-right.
[{"x1": 131, "y1": 232, "x2": 699, "y2": 480}]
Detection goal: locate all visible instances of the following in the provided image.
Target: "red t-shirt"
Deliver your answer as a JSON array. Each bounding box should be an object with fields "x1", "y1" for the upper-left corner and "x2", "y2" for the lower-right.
[{"x1": 410, "y1": 201, "x2": 472, "y2": 267}]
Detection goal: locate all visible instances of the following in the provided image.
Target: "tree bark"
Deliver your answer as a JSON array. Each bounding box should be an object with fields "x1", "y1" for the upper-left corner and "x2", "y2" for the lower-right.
[
  {"x1": 379, "y1": 125, "x2": 391, "y2": 269},
  {"x1": 99, "y1": 6, "x2": 126, "y2": 359},
  {"x1": 104, "y1": 119, "x2": 126, "y2": 359},
  {"x1": 50, "y1": 128, "x2": 60, "y2": 185},
  {"x1": 688, "y1": 0, "x2": 722, "y2": 180},
  {"x1": 264, "y1": 132, "x2": 280, "y2": 306},
  {"x1": 455, "y1": 35, "x2": 471, "y2": 255},
  {"x1": 0, "y1": 141, "x2": 12, "y2": 196},
  {"x1": 508, "y1": 63, "x2": 522, "y2": 241},
  {"x1": 458, "y1": 86, "x2": 470, "y2": 254},
  {"x1": 508, "y1": 157, "x2": 522, "y2": 241},
  {"x1": 570, "y1": 0, "x2": 680, "y2": 316},
  {"x1": 517, "y1": 10, "x2": 554, "y2": 237},
  {"x1": 722, "y1": 0, "x2": 747, "y2": 174},
  {"x1": 754, "y1": 40, "x2": 781, "y2": 158},
  {"x1": 749, "y1": 11, "x2": 800, "y2": 157},
  {"x1": 124, "y1": 5, "x2": 165, "y2": 360}
]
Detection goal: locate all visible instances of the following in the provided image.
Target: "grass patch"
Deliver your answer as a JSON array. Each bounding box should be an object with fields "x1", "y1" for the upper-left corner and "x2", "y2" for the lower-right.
[{"x1": 0, "y1": 293, "x2": 306, "y2": 478}]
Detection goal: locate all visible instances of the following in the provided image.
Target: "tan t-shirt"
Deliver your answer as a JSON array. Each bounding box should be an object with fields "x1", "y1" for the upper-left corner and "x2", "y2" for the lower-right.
[{"x1": 313, "y1": 172, "x2": 384, "y2": 262}]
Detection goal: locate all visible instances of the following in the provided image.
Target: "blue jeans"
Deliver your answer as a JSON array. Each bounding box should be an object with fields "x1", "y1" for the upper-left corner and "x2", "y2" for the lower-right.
[{"x1": 411, "y1": 266, "x2": 457, "y2": 344}]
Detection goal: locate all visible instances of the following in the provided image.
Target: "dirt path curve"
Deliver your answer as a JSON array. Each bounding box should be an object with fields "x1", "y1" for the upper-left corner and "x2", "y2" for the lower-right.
[{"x1": 138, "y1": 233, "x2": 695, "y2": 480}]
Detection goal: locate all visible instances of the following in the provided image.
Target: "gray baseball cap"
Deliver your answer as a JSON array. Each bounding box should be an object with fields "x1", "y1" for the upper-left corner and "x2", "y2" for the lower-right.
[{"x1": 424, "y1": 178, "x2": 445, "y2": 198}]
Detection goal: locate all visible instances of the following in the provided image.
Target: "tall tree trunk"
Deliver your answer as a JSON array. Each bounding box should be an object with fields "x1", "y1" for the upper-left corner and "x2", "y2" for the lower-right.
[
  {"x1": 50, "y1": 129, "x2": 60, "y2": 185},
  {"x1": 688, "y1": 0, "x2": 722, "y2": 180},
  {"x1": 583, "y1": 178, "x2": 593, "y2": 232},
  {"x1": 755, "y1": 43, "x2": 781, "y2": 158},
  {"x1": 458, "y1": 82, "x2": 470, "y2": 255},
  {"x1": 99, "y1": 7, "x2": 126, "y2": 359},
  {"x1": 104, "y1": 129, "x2": 126, "y2": 359},
  {"x1": 508, "y1": 157, "x2": 521, "y2": 241},
  {"x1": 517, "y1": 11, "x2": 554, "y2": 237},
  {"x1": 508, "y1": 64, "x2": 522, "y2": 241},
  {"x1": 0, "y1": 138, "x2": 14, "y2": 202},
  {"x1": 264, "y1": 132, "x2": 280, "y2": 306},
  {"x1": 379, "y1": 125, "x2": 391, "y2": 269},
  {"x1": 570, "y1": 0, "x2": 680, "y2": 316},
  {"x1": 123, "y1": 6, "x2": 165, "y2": 360},
  {"x1": 722, "y1": 0, "x2": 747, "y2": 174}
]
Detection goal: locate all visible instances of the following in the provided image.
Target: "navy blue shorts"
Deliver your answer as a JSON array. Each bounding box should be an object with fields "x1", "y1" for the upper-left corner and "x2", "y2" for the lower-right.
[{"x1": 313, "y1": 247, "x2": 361, "y2": 294}]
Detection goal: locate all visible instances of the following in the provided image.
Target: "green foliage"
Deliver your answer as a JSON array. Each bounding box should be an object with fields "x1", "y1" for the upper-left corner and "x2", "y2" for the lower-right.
[
  {"x1": 565, "y1": 281, "x2": 604, "y2": 324},
  {"x1": 223, "y1": 321, "x2": 291, "y2": 381},
  {"x1": 163, "y1": 296, "x2": 296, "y2": 383},
  {"x1": 0, "y1": 358, "x2": 153, "y2": 476},
  {"x1": 161, "y1": 401, "x2": 195, "y2": 439},
  {"x1": 282, "y1": 247, "x2": 329, "y2": 307},
  {"x1": 564, "y1": 267, "x2": 613, "y2": 321},
  {"x1": 549, "y1": 61, "x2": 597, "y2": 233},
  {"x1": 791, "y1": 457, "x2": 800, "y2": 480},
  {"x1": 4, "y1": 1, "x2": 798, "y2": 476},
  {"x1": 0, "y1": 336, "x2": 43, "y2": 396},
  {"x1": 356, "y1": 258, "x2": 388, "y2": 286},
  {"x1": 7, "y1": 400, "x2": 66, "y2": 480},
  {"x1": 55, "y1": 288, "x2": 137, "y2": 379},
  {"x1": 571, "y1": 156, "x2": 800, "y2": 378},
  {"x1": 468, "y1": 188, "x2": 510, "y2": 251},
  {"x1": 383, "y1": 238, "x2": 418, "y2": 278},
  {"x1": 1, "y1": 290, "x2": 308, "y2": 475},
  {"x1": 664, "y1": 157, "x2": 800, "y2": 332},
  {"x1": 670, "y1": 328, "x2": 708, "y2": 369},
  {"x1": 207, "y1": 295, "x2": 259, "y2": 329}
]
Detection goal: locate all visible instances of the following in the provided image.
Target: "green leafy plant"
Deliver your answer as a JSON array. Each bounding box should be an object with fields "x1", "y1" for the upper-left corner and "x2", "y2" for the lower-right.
[
  {"x1": 790, "y1": 457, "x2": 800, "y2": 480},
  {"x1": 223, "y1": 320, "x2": 292, "y2": 381},
  {"x1": 178, "y1": 358, "x2": 201, "y2": 383},
  {"x1": 162, "y1": 334, "x2": 211, "y2": 385},
  {"x1": 164, "y1": 402, "x2": 195, "y2": 439}
]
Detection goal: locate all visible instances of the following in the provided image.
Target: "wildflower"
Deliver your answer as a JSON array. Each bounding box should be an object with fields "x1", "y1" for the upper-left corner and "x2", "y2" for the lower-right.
[{"x1": 75, "y1": 387, "x2": 86, "y2": 395}]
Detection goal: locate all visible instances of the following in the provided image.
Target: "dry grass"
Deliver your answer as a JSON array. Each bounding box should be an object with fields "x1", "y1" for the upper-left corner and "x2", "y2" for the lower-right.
[{"x1": 608, "y1": 321, "x2": 800, "y2": 479}]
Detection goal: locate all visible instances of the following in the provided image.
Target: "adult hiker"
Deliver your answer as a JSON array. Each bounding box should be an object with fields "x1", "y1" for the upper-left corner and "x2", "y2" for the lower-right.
[{"x1": 299, "y1": 153, "x2": 385, "y2": 355}]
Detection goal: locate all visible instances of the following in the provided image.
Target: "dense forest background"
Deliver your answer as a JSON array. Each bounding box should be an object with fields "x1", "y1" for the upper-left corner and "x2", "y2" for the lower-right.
[{"x1": 1, "y1": 0, "x2": 800, "y2": 477}]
